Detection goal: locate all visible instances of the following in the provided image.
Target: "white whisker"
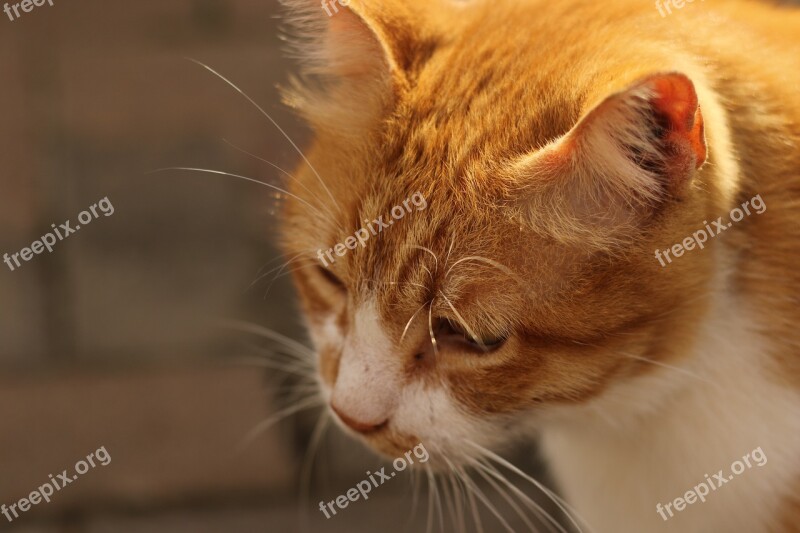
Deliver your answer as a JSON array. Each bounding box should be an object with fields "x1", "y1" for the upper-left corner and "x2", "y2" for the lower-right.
[
  {"x1": 428, "y1": 300, "x2": 440, "y2": 357},
  {"x1": 410, "y1": 245, "x2": 439, "y2": 274},
  {"x1": 439, "y1": 290, "x2": 489, "y2": 352},
  {"x1": 426, "y1": 465, "x2": 435, "y2": 533},
  {"x1": 230, "y1": 356, "x2": 315, "y2": 377},
  {"x1": 221, "y1": 139, "x2": 327, "y2": 209},
  {"x1": 236, "y1": 396, "x2": 324, "y2": 453},
  {"x1": 215, "y1": 319, "x2": 314, "y2": 359},
  {"x1": 445, "y1": 255, "x2": 521, "y2": 285},
  {"x1": 618, "y1": 351, "x2": 715, "y2": 386},
  {"x1": 151, "y1": 167, "x2": 326, "y2": 219},
  {"x1": 298, "y1": 413, "x2": 331, "y2": 532},
  {"x1": 467, "y1": 441, "x2": 591, "y2": 533},
  {"x1": 474, "y1": 459, "x2": 564, "y2": 533},
  {"x1": 249, "y1": 251, "x2": 312, "y2": 290},
  {"x1": 472, "y1": 461, "x2": 542, "y2": 533},
  {"x1": 458, "y1": 466, "x2": 515, "y2": 533},
  {"x1": 429, "y1": 468, "x2": 445, "y2": 532},
  {"x1": 401, "y1": 300, "x2": 432, "y2": 345},
  {"x1": 447, "y1": 467, "x2": 468, "y2": 533},
  {"x1": 187, "y1": 58, "x2": 341, "y2": 213},
  {"x1": 440, "y1": 467, "x2": 458, "y2": 531}
]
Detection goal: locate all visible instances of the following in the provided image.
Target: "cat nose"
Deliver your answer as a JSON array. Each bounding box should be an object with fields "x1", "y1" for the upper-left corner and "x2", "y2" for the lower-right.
[{"x1": 331, "y1": 403, "x2": 388, "y2": 434}]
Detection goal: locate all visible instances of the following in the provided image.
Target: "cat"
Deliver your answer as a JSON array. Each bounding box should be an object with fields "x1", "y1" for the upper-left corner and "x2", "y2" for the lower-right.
[{"x1": 277, "y1": 0, "x2": 800, "y2": 531}]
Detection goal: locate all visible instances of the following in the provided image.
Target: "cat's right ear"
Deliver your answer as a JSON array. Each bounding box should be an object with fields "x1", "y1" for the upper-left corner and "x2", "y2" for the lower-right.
[
  {"x1": 281, "y1": 0, "x2": 437, "y2": 129},
  {"x1": 510, "y1": 72, "x2": 708, "y2": 246}
]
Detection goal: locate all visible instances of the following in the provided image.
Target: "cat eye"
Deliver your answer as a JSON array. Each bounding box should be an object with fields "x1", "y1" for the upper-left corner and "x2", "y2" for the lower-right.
[
  {"x1": 316, "y1": 266, "x2": 346, "y2": 291},
  {"x1": 438, "y1": 318, "x2": 507, "y2": 351}
]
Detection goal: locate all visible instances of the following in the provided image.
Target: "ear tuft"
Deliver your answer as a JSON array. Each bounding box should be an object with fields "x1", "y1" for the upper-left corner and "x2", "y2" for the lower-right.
[
  {"x1": 572, "y1": 72, "x2": 708, "y2": 203},
  {"x1": 280, "y1": 0, "x2": 394, "y2": 81},
  {"x1": 279, "y1": 0, "x2": 434, "y2": 133}
]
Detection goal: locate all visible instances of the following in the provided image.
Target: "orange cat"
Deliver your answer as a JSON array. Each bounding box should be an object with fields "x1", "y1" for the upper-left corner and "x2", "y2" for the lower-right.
[{"x1": 278, "y1": 0, "x2": 800, "y2": 531}]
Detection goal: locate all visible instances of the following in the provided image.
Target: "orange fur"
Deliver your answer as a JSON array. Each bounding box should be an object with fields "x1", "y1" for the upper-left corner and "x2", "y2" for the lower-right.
[{"x1": 279, "y1": 0, "x2": 800, "y2": 530}]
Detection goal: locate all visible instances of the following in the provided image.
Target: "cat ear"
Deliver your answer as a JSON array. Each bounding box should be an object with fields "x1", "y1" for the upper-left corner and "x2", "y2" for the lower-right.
[
  {"x1": 282, "y1": 0, "x2": 400, "y2": 80},
  {"x1": 512, "y1": 72, "x2": 707, "y2": 242},
  {"x1": 281, "y1": 0, "x2": 431, "y2": 122}
]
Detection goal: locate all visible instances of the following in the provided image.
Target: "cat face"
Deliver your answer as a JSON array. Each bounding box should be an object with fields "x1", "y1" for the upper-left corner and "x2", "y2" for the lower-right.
[{"x1": 280, "y1": 0, "x2": 720, "y2": 464}]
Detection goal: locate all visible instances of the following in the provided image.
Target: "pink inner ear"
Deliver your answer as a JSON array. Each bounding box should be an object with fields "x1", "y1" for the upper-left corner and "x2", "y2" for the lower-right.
[{"x1": 647, "y1": 73, "x2": 707, "y2": 170}]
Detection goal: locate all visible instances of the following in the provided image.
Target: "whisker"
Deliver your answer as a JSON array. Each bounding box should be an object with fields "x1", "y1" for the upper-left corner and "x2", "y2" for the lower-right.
[
  {"x1": 467, "y1": 441, "x2": 591, "y2": 533},
  {"x1": 436, "y1": 472, "x2": 446, "y2": 532},
  {"x1": 420, "y1": 264, "x2": 434, "y2": 282},
  {"x1": 229, "y1": 356, "x2": 315, "y2": 377},
  {"x1": 447, "y1": 467, "x2": 468, "y2": 533},
  {"x1": 617, "y1": 351, "x2": 715, "y2": 385},
  {"x1": 445, "y1": 255, "x2": 523, "y2": 287},
  {"x1": 474, "y1": 459, "x2": 564, "y2": 533},
  {"x1": 254, "y1": 253, "x2": 295, "y2": 279},
  {"x1": 445, "y1": 458, "x2": 484, "y2": 533},
  {"x1": 429, "y1": 468, "x2": 445, "y2": 532},
  {"x1": 262, "y1": 262, "x2": 317, "y2": 297},
  {"x1": 186, "y1": 58, "x2": 341, "y2": 213},
  {"x1": 236, "y1": 396, "x2": 324, "y2": 453},
  {"x1": 215, "y1": 319, "x2": 315, "y2": 359},
  {"x1": 151, "y1": 167, "x2": 325, "y2": 219},
  {"x1": 444, "y1": 235, "x2": 456, "y2": 270},
  {"x1": 438, "y1": 467, "x2": 458, "y2": 531},
  {"x1": 400, "y1": 300, "x2": 432, "y2": 345},
  {"x1": 221, "y1": 138, "x2": 329, "y2": 212},
  {"x1": 462, "y1": 466, "x2": 485, "y2": 533},
  {"x1": 363, "y1": 278, "x2": 429, "y2": 291},
  {"x1": 410, "y1": 245, "x2": 439, "y2": 274},
  {"x1": 239, "y1": 337, "x2": 313, "y2": 363},
  {"x1": 406, "y1": 467, "x2": 423, "y2": 531},
  {"x1": 236, "y1": 339, "x2": 313, "y2": 365},
  {"x1": 298, "y1": 413, "x2": 331, "y2": 533},
  {"x1": 458, "y1": 466, "x2": 515, "y2": 533},
  {"x1": 472, "y1": 461, "x2": 541, "y2": 533},
  {"x1": 439, "y1": 291, "x2": 490, "y2": 352},
  {"x1": 428, "y1": 300, "x2": 440, "y2": 357},
  {"x1": 249, "y1": 251, "x2": 312, "y2": 290},
  {"x1": 426, "y1": 465, "x2": 435, "y2": 533}
]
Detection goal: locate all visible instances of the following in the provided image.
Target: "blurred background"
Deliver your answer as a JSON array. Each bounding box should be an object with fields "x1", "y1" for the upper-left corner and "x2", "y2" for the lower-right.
[
  {"x1": 0, "y1": 1, "x2": 557, "y2": 531},
  {"x1": 7, "y1": 1, "x2": 797, "y2": 531}
]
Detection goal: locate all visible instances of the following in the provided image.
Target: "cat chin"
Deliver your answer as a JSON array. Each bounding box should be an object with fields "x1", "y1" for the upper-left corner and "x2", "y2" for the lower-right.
[{"x1": 367, "y1": 437, "x2": 419, "y2": 460}]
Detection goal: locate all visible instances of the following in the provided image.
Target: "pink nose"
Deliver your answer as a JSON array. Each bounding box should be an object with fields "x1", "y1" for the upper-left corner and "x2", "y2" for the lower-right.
[{"x1": 331, "y1": 404, "x2": 388, "y2": 435}]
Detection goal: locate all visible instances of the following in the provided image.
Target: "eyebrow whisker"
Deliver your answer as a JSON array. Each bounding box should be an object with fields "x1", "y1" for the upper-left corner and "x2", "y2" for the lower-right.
[
  {"x1": 439, "y1": 290, "x2": 489, "y2": 352},
  {"x1": 400, "y1": 299, "x2": 431, "y2": 345},
  {"x1": 428, "y1": 299, "x2": 440, "y2": 357}
]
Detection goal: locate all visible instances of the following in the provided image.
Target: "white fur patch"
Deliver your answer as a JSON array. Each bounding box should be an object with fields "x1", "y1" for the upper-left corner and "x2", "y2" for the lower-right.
[
  {"x1": 540, "y1": 266, "x2": 800, "y2": 533},
  {"x1": 330, "y1": 299, "x2": 401, "y2": 424},
  {"x1": 317, "y1": 298, "x2": 490, "y2": 458}
]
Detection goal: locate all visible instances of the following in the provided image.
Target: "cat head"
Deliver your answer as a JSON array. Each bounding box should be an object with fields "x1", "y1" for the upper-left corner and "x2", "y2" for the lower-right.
[{"x1": 279, "y1": 0, "x2": 724, "y2": 464}]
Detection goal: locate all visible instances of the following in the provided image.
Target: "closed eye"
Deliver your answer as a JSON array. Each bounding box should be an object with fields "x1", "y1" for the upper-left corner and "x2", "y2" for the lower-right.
[
  {"x1": 438, "y1": 318, "x2": 507, "y2": 352},
  {"x1": 316, "y1": 265, "x2": 346, "y2": 291}
]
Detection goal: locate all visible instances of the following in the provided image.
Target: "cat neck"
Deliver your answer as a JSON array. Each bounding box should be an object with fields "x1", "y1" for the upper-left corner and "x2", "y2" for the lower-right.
[{"x1": 539, "y1": 256, "x2": 800, "y2": 532}]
